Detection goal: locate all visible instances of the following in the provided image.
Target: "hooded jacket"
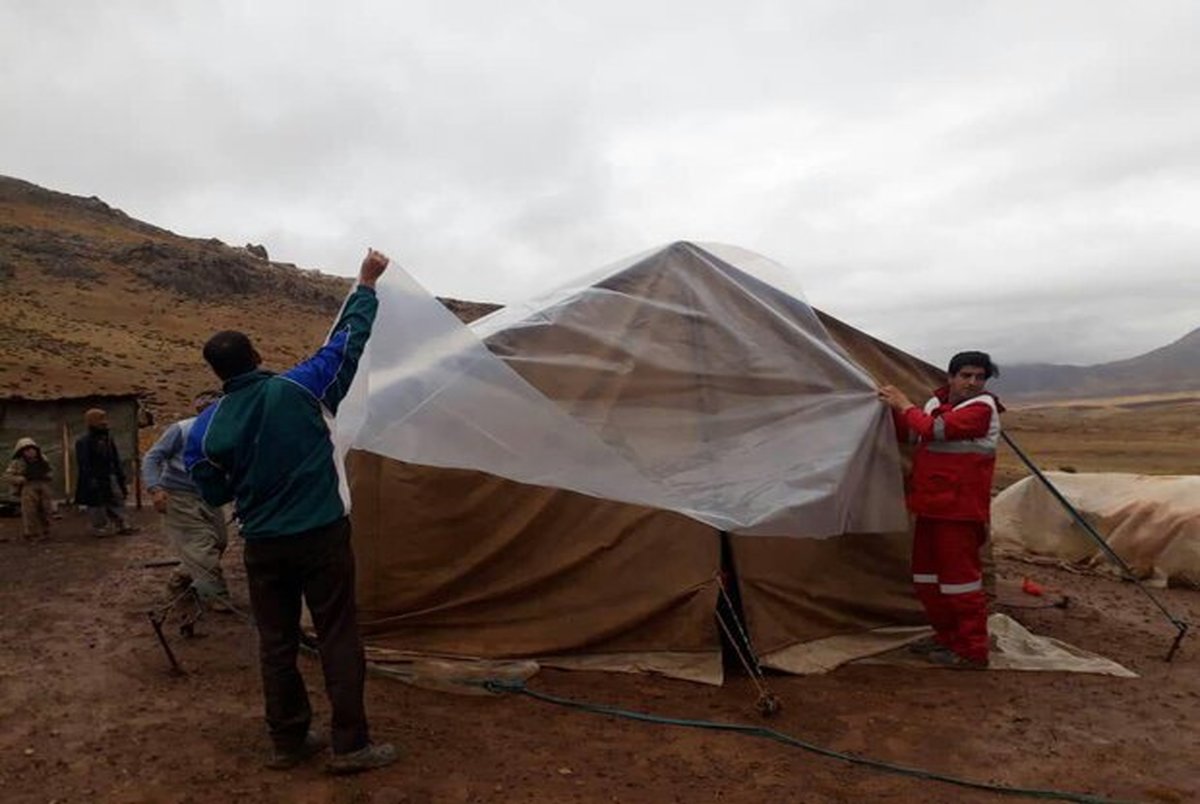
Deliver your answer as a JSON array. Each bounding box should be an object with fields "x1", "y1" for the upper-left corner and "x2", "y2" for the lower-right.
[{"x1": 7, "y1": 437, "x2": 52, "y2": 487}]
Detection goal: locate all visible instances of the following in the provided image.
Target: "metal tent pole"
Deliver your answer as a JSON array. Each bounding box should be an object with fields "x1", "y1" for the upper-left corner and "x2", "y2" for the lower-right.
[{"x1": 1001, "y1": 432, "x2": 1188, "y2": 661}]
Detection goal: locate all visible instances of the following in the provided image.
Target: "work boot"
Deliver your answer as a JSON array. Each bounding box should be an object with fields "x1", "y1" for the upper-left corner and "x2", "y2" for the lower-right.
[
  {"x1": 265, "y1": 731, "x2": 328, "y2": 770},
  {"x1": 327, "y1": 743, "x2": 399, "y2": 775},
  {"x1": 927, "y1": 647, "x2": 989, "y2": 670},
  {"x1": 905, "y1": 636, "x2": 944, "y2": 657}
]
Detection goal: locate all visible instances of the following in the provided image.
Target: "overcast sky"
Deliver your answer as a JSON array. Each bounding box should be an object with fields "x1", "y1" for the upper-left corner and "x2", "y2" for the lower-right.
[{"x1": 3, "y1": 1, "x2": 1198, "y2": 366}]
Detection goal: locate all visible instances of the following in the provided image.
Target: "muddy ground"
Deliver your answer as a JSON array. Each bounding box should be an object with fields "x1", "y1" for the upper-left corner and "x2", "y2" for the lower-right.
[{"x1": 1, "y1": 510, "x2": 1197, "y2": 804}]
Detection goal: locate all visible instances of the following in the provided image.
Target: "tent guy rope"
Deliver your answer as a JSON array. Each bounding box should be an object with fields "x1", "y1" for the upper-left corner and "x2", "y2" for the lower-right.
[{"x1": 1001, "y1": 432, "x2": 1189, "y2": 661}]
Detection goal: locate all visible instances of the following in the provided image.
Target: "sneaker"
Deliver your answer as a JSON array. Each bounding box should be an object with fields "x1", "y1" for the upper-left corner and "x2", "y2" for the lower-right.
[
  {"x1": 265, "y1": 730, "x2": 328, "y2": 770},
  {"x1": 327, "y1": 742, "x2": 399, "y2": 775},
  {"x1": 927, "y1": 647, "x2": 989, "y2": 670},
  {"x1": 167, "y1": 572, "x2": 193, "y2": 594}
]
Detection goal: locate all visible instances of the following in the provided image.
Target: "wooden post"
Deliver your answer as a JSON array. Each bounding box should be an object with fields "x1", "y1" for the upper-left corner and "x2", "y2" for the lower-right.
[
  {"x1": 134, "y1": 411, "x2": 142, "y2": 511},
  {"x1": 61, "y1": 421, "x2": 72, "y2": 501}
]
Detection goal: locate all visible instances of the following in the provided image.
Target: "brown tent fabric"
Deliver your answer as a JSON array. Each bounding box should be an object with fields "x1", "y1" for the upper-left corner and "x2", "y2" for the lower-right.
[
  {"x1": 348, "y1": 244, "x2": 954, "y2": 682},
  {"x1": 815, "y1": 310, "x2": 943, "y2": 405},
  {"x1": 349, "y1": 452, "x2": 925, "y2": 682},
  {"x1": 727, "y1": 312, "x2": 939, "y2": 662},
  {"x1": 733, "y1": 532, "x2": 925, "y2": 658},
  {"x1": 350, "y1": 452, "x2": 723, "y2": 680}
]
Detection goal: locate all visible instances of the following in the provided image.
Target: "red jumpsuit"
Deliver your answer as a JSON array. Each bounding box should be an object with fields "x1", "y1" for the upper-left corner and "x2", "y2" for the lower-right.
[{"x1": 895, "y1": 389, "x2": 1003, "y2": 663}]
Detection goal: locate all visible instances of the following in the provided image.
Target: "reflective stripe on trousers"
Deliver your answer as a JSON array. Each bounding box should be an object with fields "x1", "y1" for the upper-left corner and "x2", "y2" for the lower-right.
[{"x1": 911, "y1": 517, "x2": 989, "y2": 662}]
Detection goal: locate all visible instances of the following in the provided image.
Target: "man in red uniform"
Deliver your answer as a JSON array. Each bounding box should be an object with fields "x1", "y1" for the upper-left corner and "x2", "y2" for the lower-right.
[{"x1": 878, "y1": 351, "x2": 1003, "y2": 668}]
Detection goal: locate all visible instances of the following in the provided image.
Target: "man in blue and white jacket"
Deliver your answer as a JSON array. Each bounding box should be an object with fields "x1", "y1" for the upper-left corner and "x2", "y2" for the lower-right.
[
  {"x1": 185, "y1": 248, "x2": 395, "y2": 775},
  {"x1": 142, "y1": 390, "x2": 229, "y2": 606}
]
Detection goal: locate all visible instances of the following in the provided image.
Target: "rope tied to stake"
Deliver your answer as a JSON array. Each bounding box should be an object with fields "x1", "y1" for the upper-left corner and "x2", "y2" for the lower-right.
[{"x1": 1001, "y1": 432, "x2": 1189, "y2": 661}]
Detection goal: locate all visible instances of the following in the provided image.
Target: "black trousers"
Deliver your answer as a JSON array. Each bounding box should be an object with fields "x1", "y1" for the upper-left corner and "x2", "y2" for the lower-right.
[{"x1": 243, "y1": 517, "x2": 369, "y2": 754}]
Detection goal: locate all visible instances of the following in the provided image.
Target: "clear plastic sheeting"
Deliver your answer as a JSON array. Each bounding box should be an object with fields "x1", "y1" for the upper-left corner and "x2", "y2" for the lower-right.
[{"x1": 338, "y1": 241, "x2": 908, "y2": 537}]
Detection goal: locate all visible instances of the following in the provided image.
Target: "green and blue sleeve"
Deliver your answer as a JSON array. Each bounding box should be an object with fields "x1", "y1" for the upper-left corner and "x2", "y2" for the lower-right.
[
  {"x1": 184, "y1": 402, "x2": 235, "y2": 507},
  {"x1": 282, "y1": 285, "x2": 379, "y2": 414}
]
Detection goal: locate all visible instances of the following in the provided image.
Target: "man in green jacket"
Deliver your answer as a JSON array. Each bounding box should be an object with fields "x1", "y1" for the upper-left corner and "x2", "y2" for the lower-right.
[{"x1": 186, "y1": 249, "x2": 395, "y2": 774}]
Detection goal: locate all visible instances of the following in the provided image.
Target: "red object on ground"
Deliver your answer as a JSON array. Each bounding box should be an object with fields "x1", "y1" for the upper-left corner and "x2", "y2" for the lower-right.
[{"x1": 1022, "y1": 577, "x2": 1046, "y2": 597}]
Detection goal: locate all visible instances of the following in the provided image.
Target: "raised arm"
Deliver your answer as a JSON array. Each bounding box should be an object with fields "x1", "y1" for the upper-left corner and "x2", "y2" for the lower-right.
[
  {"x1": 879, "y1": 384, "x2": 994, "y2": 443},
  {"x1": 282, "y1": 249, "x2": 390, "y2": 415}
]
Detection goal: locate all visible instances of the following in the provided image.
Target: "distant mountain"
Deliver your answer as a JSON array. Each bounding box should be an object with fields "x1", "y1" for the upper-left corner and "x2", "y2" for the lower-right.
[{"x1": 993, "y1": 327, "x2": 1200, "y2": 400}]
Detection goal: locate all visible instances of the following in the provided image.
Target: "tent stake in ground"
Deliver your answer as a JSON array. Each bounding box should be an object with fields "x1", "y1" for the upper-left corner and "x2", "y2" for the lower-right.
[
  {"x1": 1001, "y1": 432, "x2": 1189, "y2": 661},
  {"x1": 145, "y1": 579, "x2": 208, "y2": 674},
  {"x1": 714, "y1": 572, "x2": 781, "y2": 717},
  {"x1": 147, "y1": 609, "x2": 188, "y2": 676}
]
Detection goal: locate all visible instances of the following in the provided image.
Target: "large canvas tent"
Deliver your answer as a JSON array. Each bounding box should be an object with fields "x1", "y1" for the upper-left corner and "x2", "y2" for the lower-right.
[{"x1": 340, "y1": 242, "x2": 943, "y2": 683}]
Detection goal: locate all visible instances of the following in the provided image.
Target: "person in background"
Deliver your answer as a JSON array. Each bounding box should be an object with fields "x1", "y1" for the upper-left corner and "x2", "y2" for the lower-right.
[
  {"x1": 878, "y1": 351, "x2": 1003, "y2": 669},
  {"x1": 6, "y1": 437, "x2": 53, "y2": 542},
  {"x1": 74, "y1": 408, "x2": 133, "y2": 537},
  {"x1": 186, "y1": 249, "x2": 396, "y2": 774},
  {"x1": 142, "y1": 390, "x2": 231, "y2": 608}
]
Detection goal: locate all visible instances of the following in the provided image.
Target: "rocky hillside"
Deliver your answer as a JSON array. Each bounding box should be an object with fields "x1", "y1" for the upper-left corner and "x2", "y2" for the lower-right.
[
  {"x1": 993, "y1": 327, "x2": 1200, "y2": 400},
  {"x1": 0, "y1": 175, "x2": 496, "y2": 424}
]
